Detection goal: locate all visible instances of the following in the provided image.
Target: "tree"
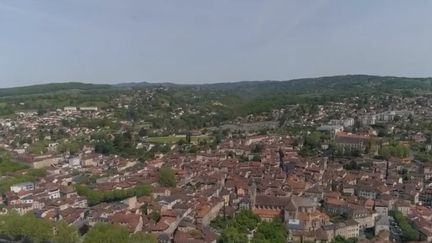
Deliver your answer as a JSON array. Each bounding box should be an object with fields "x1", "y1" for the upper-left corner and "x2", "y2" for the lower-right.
[
  {"x1": 140, "y1": 203, "x2": 149, "y2": 215},
  {"x1": 129, "y1": 232, "x2": 157, "y2": 243},
  {"x1": 76, "y1": 183, "x2": 151, "y2": 206},
  {"x1": 159, "y1": 167, "x2": 176, "y2": 187},
  {"x1": 37, "y1": 105, "x2": 47, "y2": 116},
  {"x1": 232, "y1": 210, "x2": 261, "y2": 233},
  {"x1": 330, "y1": 236, "x2": 358, "y2": 243},
  {"x1": 59, "y1": 141, "x2": 81, "y2": 155},
  {"x1": 83, "y1": 223, "x2": 129, "y2": 243},
  {"x1": 213, "y1": 210, "x2": 261, "y2": 243},
  {"x1": 251, "y1": 143, "x2": 264, "y2": 153},
  {"x1": 151, "y1": 211, "x2": 161, "y2": 222},
  {"x1": 138, "y1": 127, "x2": 148, "y2": 137},
  {"x1": 0, "y1": 212, "x2": 53, "y2": 243},
  {"x1": 251, "y1": 154, "x2": 261, "y2": 162},
  {"x1": 53, "y1": 221, "x2": 79, "y2": 243},
  {"x1": 186, "y1": 131, "x2": 192, "y2": 144},
  {"x1": 379, "y1": 146, "x2": 391, "y2": 160},
  {"x1": 344, "y1": 160, "x2": 359, "y2": 170},
  {"x1": 299, "y1": 131, "x2": 322, "y2": 157},
  {"x1": 252, "y1": 219, "x2": 287, "y2": 243},
  {"x1": 220, "y1": 226, "x2": 248, "y2": 243},
  {"x1": 392, "y1": 210, "x2": 418, "y2": 242}
]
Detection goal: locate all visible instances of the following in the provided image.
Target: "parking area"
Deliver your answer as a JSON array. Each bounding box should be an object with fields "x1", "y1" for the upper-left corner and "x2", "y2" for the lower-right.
[{"x1": 389, "y1": 216, "x2": 403, "y2": 243}]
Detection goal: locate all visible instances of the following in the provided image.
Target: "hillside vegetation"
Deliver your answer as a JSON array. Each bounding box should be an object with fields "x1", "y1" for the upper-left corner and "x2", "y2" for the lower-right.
[{"x1": 1, "y1": 75, "x2": 432, "y2": 125}]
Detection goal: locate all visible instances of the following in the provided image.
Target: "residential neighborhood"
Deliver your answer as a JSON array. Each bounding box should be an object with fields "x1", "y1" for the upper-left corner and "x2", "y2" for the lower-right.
[{"x1": 1, "y1": 89, "x2": 432, "y2": 243}]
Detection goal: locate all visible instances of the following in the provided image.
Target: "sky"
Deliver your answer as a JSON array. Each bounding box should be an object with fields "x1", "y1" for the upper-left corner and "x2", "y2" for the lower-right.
[{"x1": 1, "y1": 0, "x2": 432, "y2": 88}]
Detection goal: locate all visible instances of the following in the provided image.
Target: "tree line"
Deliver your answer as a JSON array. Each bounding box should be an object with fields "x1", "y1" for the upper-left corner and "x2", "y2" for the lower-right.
[
  {"x1": 0, "y1": 212, "x2": 157, "y2": 243},
  {"x1": 211, "y1": 210, "x2": 287, "y2": 243},
  {"x1": 75, "y1": 183, "x2": 151, "y2": 206}
]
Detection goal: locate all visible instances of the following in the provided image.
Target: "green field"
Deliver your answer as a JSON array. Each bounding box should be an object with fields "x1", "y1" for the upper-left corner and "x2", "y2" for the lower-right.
[{"x1": 147, "y1": 135, "x2": 210, "y2": 144}]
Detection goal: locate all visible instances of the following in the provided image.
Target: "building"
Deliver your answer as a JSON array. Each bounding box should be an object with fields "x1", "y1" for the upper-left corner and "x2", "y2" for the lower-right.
[
  {"x1": 79, "y1": 107, "x2": 98, "y2": 112},
  {"x1": 323, "y1": 219, "x2": 360, "y2": 240},
  {"x1": 19, "y1": 154, "x2": 63, "y2": 169},
  {"x1": 420, "y1": 187, "x2": 432, "y2": 207},
  {"x1": 10, "y1": 182, "x2": 34, "y2": 193},
  {"x1": 374, "y1": 215, "x2": 390, "y2": 236},
  {"x1": 334, "y1": 132, "x2": 369, "y2": 152},
  {"x1": 63, "y1": 106, "x2": 77, "y2": 112},
  {"x1": 317, "y1": 125, "x2": 344, "y2": 137}
]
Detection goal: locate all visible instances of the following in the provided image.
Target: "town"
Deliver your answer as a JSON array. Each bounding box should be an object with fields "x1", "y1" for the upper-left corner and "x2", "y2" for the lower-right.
[{"x1": 1, "y1": 85, "x2": 432, "y2": 243}]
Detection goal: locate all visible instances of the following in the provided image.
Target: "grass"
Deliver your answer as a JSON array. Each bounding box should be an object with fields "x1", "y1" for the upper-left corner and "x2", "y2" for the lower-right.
[
  {"x1": 147, "y1": 135, "x2": 210, "y2": 144},
  {"x1": 0, "y1": 151, "x2": 29, "y2": 174},
  {"x1": 0, "y1": 160, "x2": 28, "y2": 174}
]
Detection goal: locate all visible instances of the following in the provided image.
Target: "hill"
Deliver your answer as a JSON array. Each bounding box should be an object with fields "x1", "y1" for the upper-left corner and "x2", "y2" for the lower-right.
[
  {"x1": 0, "y1": 82, "x2": 113, "y2": 98},
  {"x1": 1, "y1": 75, "x2": 432, "y2": 119}
]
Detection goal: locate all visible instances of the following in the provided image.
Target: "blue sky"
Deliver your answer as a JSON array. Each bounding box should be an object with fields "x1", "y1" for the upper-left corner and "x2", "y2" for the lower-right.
[{"x1": 1, "y1": 0, "x2": 432, "y2": 87}]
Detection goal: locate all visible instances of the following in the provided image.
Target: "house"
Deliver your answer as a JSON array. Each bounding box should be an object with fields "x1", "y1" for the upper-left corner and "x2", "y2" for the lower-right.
[
  {"x1": 356, "y1": 180, "x2": 388, "y2": 200},
  {"x1": 323, "y1": 219, "x2": 360, "y2": 241},
  {"x1": 375, "y1": 200, "x2": 389, "y2": 216},
  {"x1": 110, "y1": 213, "x2": 143, "y2": 233},
  {"x1": 196, "y1": 199, "x2": 224, "y2": 227},
  {"x1": 317, "y1": 125, "x2": 344, "y2": 137},
  {"x1": 374, "y1": 215, "x2": 390, "y2": 236},
  {"x1": 285, "y1": 196, "x2": 329, "y2": 233},
  {"x1": 324, "y1": 198, "x2": 349, "y2": 215},
  {"x1": 303, "y1": 185, "x2": 325, "y2": 201},
  {"x1": 420, "y1": 187, "x2": 432, "y2": 207},
  {"x1": 63, "y1": 107, "x2": 77, "y2": 112},
  {"x1": 23, "y1": 154, "x2": 63, "y2": 169},
  {"x1": 48, "y1": 188, "x2": 61, "y2": 199},
  {"x1": 68, "y1": 157, "x2": 81, "y2": 167},
  {"x1": 350, "y1": 206, "x2": 375, "y2": 230},
  {"x1": 10, "y1": 182, "x2": 34, "y2": 193},
  {"x1": 395, "y1": 200, "x2": 411, "y2": 216},
  {"x1": 251, "y1": 194, "x2": 289, "y2": 222},
  {"x1": 79, "y1": 107, "x2": 98, "y2": 112}
]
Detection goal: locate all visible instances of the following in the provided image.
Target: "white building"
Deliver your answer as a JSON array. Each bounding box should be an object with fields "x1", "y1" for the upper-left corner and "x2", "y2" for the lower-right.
[
  {"x1": 48, "y1": 188, "x2": 61, "y2": 199},
  {"x1": 79, "y1": 107, "x2": 98, "y2": 112},
  {"x1": 10, "y1": 182, "x2": 34, "y2": 193},
  {"x1": 63, "y1": 107, "x2": 77, "y2": 112},
  {"x1": 68, "y1": 157, "x2": 81, "y2": 167}
]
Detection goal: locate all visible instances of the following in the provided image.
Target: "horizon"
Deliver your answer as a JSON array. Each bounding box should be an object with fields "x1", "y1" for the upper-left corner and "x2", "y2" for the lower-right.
[
  {"x1": 1, "y1": 73, "x2": 432, "y2": 89},
  {"x1": 2, "y1": 1, "x2": 432, "y2": 87}
]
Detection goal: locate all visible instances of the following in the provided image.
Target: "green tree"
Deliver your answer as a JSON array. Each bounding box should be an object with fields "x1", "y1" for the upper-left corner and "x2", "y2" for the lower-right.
[
  {"x1": 159, "y1": 167, "x2": 176, "y2": 187},
  {"x1": 232, "y1": 210, "x2": 261, "y2": 233},
  {"x1": 129, "y1": 232, "x2": 157, "y2": 243},
  {"x1": 330, "y1": 236, "x2": 358, "y2": 243},
  {"x1": 76, "y1": 183, "x2": 151, "y2": 206},
  {"x1": 138, "y1": 127, "x2": 148, "y2": 137},
  {"x1": 151, "y1": 211, "x2": 161, "y2": 222},
  {"x1": 392, "y1": 210, "x2": 418, "y2": 242},
  {"x1": 252, "y1": 219, "x2": 287, "y2": 243},
  {"x1": 220, "y1": 226, "x2": 248, "y2": 243},
  {"x1": 53, "y1": 221, "x2": 79, "y2": 243},
  {"x1": 186, "y1": 131, "x2": 192, "y2": 144},
  {"x1": 83, "y1": 223, "x2": 129, "y2": 243},
  {"x1": 140, "y1": 203, "x2": 149, "y2": 215},
  {"x1": 379, "y1": 146, "x2": 391, "y2": 160},
  {"x1": 0, "y1": 212, "x2": 53, "y2": 243}
]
